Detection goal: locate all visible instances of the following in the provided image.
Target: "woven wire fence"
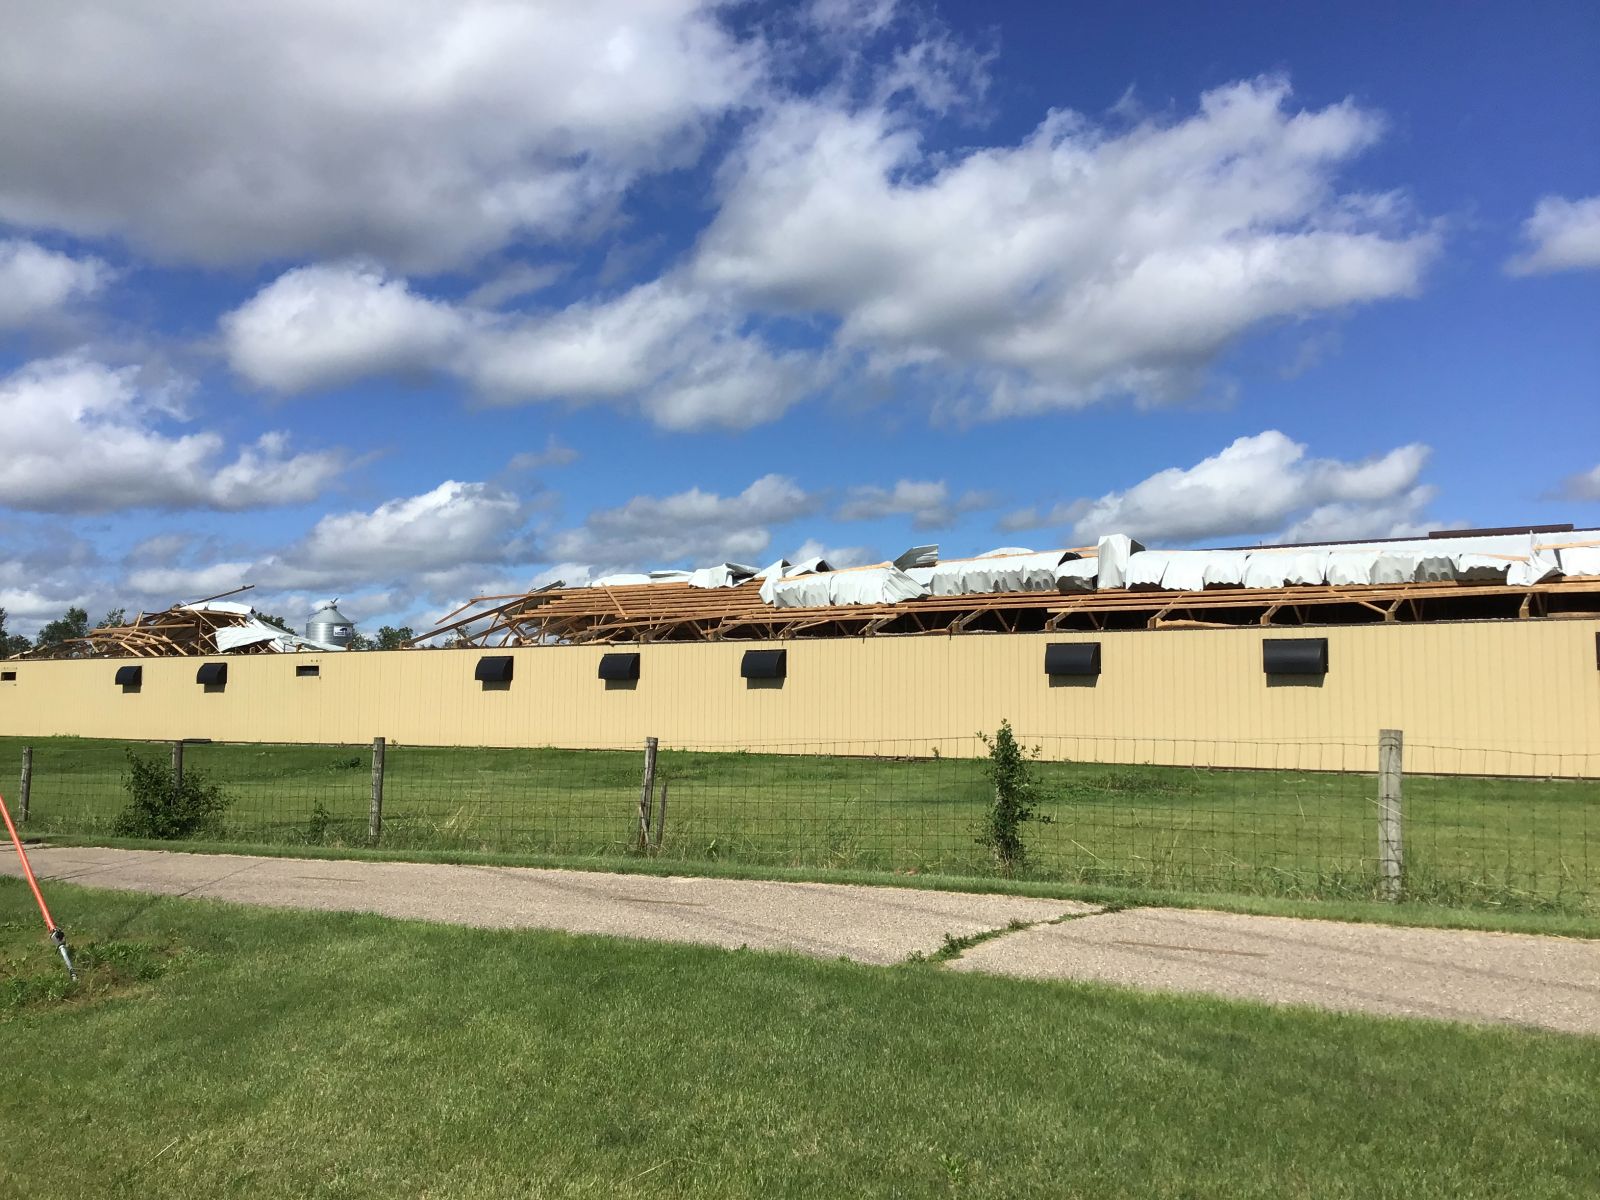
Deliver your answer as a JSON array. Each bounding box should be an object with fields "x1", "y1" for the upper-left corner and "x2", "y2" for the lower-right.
[{"x1": 4, "y1": 733, "x2": 1595, "y2": 912}]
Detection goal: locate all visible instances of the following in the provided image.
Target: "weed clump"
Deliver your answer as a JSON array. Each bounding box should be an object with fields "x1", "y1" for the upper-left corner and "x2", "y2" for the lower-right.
[{"x1": 976, "y1": 720, "x2": 1052, "y2": 872}]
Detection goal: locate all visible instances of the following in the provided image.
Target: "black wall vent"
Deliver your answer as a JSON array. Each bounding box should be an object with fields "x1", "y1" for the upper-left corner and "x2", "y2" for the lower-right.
[
  {"x1": 475, "y1": 655, "x2": 514, "y2": 683},
  {"x1": 1595, "y1": 632, "x2": 1600, "y2": 670},
  {"x1": 115, "y1": 664, "x2": 143, "y2": 688},
  {"x1": 741, "y1": 649, "x2": 787, "y2": 679},
  {"x1": 2, "y1": 670, "x2": 17, "y2": 682},
  {"x1": 599, "y1": 652, "x2": 640, "y2": 681},
  {"x1": 1263, "y1": 638, "x2": 1328, "y2": 675},
  {"x1": 196, "y1": 662, "x2": 228, "y2": 686},
  {"x1": 1044, "y1": 642, "x2": 1101, "y2": 676},
  {"x1": 296, "y1": 664, "x2": 320, "y2": 678}
]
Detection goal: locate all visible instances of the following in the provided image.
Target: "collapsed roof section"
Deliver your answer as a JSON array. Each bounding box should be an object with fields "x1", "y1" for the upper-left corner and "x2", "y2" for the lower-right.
[
  {"x1": 415, "y1": 526, "x2": 1600, "y2": 648},
  {"x1": 13, "y1": 597, "x2": 346, "y2": 660}
]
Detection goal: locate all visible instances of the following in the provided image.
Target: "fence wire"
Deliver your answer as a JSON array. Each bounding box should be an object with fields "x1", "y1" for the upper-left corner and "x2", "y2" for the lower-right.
[{"x1": 3, "y1": 734, "x2": 1595, "y2": 913}]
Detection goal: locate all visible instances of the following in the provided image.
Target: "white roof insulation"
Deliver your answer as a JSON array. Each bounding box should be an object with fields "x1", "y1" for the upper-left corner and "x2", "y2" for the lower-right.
[
  {"x1": 1155, "y1": 552, "x2": 1219, "y2": 591},
  {"x1": 1322, "y1": 552, "x2": 1373, "y2": 586},
  {"x1": 928, "y1": 550, "x2": 1079, "y2": 596},
  {"x1": 1054, "y1": 559, "x2": 1098, "y2": 591},
  {"x1": 687, "y1": 563, "x2": 758, "y2": 589},
  {"x1": 1095, "y1": 535, "x2": 1140, "y2": 589},
  {"x1": 1559, "y1": 546, "x2": 1600, "y2": 576},
  {"x1": 766, "y1": 564, "x2": 929, "y2": 609},
  {"x1": 1202, "y1": 552, "x2": 1249, "y2": 587},
  {"x1": 1124, "y1": 551, "x2": 1175, "y2": 589},
  {"x1": 758, "y1": 557, "x2": 835, "y2": 604},
  {"x1": 1245, "y1": 551, "x2": 1330, "y2": 588},
  {"x1": 579, "y1": 526, "x2": 1600, "y2": 608}
]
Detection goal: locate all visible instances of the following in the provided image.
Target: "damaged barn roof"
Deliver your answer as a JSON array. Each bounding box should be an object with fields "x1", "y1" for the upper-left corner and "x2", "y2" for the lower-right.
[
  {"x1": 413, "y1": 524, "x2": 1600, "y2": 648},
  {"x1": 12, "y1": 589, "x2": 347, "y2": 660}
]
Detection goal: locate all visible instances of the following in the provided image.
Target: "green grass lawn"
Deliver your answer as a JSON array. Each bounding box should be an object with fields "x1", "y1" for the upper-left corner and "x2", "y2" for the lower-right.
[
  {"x1": 4, "y1": 735, "x2": 1596, "y2": 912},
  {"x1": 2, "y1": 881, "x2": 1597, "y2": 1199}
]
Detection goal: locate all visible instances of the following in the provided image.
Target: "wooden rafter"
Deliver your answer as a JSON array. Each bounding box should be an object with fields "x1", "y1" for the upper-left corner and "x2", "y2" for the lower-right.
[{"x1": 389, "y1": 575, "x2": 1600, "y2": 651}]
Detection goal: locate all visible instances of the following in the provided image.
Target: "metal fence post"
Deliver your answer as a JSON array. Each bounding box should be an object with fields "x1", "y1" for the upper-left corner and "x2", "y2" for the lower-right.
[
  {"x1": 171, "y1": 740, "x2": 184, "y2": 790},
  {"x1": 1378, "y1": 728, "x2": 1404, "y2": 901},
  {"x1": 19, "y1": 747, "x2": 32, "y2": 825},
  {"x1": 369, "y1": 737, "x2": 385, "y2": 844},
  {"x1": 638, "y1": 737, "x2": 658, "y2": 851}
]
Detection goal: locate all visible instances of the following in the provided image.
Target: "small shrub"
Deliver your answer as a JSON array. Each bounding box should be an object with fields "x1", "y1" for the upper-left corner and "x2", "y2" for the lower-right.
[
  {"x1": 976, "y1": 719, "x2": 1052, "y2": 871},
  {"x1": 302, "y1": 800, "x2": 335, "y2": 845},
  {"x1": 113, "y1": 750, "x2": 234, "y2": 839}
]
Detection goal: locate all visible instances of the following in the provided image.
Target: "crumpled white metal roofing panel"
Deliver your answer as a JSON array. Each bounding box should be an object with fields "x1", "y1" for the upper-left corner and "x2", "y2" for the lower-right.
[
  {"x1": 928, "y1": 550, "x2": 1076, "y2": 596},
  {"x1": 686, "y1": 563, "x2": 758, "y2": 589},
  {"x1": 1245, "y1": 551, "x2": 1331, "y2": 587},
  {"x1": 767, "y1": 564, "x2": 929, "y2": 608},
  {"x1": 1094, "y1": 535, "x2": 1139, "y2": 589}
]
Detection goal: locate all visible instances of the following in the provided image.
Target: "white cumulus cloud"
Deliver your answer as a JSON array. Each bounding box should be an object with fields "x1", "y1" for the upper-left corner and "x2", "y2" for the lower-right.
[
  {"x1": 1005, "y1": 430, "x2": 1433, "y2": 545},
  {"x1": 221, "y1": 263, "x2": 468, "y2": 393},
  {"x1": 696, "y1": 76, "x2": 1437, "y2": 413},
  {"x1": 224, "y1": 265, "x2": 819, "y2": 431},
  {"x1": 269, "y1": 481, "x2": 531, "y2": 586},
  {"x1": 0, "y1": 355, "x2": 343, "y2": 513},
  {"x1": 836, "y1": 479, "x2": 993, "y2": 529},
  {"x1": 0, "y1": 239, "x2": 108, "y2": 328},
  {"x1": 1506, "y1": 194, "x2": 1600, "y2": 276},
  {"x1": 0, "y1": 1, "x2": 762, "y2": 271},
  {"x1": 1558, "y1": 463, "x2": 1600, "y2": 502},
  {"x1": 553, "y1": 474, "x2": 819, "y2": 569}
]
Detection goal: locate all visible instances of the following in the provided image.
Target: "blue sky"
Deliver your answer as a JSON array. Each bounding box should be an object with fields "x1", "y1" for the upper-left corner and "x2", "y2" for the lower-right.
[{"x1": 0, "y1": 0, "x2": 1596, "y2": 636}]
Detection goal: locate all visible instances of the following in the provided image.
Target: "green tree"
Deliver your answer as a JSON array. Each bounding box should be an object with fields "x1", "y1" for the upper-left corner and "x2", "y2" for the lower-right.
[
  {"x1": 34, "y1": 605, "x2": 90, "y2": 650},
  {"x1": 0, "y1": 608, "x2": 33, "y2": 658},
  {"x1": 374, "y1": 625, "x2": 416, "y2": 650},
  {"x1": 97, "y1": 608, "x2": 128, "y2": 629},
  {"x1": 254, "y1": 612, "x2": 293, "y2": 632}
]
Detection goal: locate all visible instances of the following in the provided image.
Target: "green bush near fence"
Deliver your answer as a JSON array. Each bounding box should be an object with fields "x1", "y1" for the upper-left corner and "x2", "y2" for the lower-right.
[
  {"x1": 112, "y1": 750, "x2": 235, "y2": 840},
  {"x1": 2, "y1": 735, "x2": 1595, "y2": 913}
]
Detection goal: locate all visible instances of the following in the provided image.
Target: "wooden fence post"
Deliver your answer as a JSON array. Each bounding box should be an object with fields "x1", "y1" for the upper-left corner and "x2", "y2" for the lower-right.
[
  {"x1": 638, "y1": 737, "x2": 658, "y2": 851},
  {"x1": 18, "y1": 747, "x2": 32, "y2": 825},
  {"x1": 171, "y1": 740, "x2": 184, "y2": 790},
  {"x1": 1378, "y1": 728, "x2": 1404, "y2": 901},
  {"x1": 369, "y1": 737, "x2": 386, "y2": 844}
]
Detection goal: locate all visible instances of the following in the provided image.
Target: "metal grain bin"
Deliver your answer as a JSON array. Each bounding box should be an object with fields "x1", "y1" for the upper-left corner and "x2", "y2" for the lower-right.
[{"x1": 305, "y1": 600, "x2": 356, "y2": 648}]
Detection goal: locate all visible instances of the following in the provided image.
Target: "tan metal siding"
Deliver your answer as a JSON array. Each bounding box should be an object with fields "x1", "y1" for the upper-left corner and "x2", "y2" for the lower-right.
[{"x1": 1, "y1": 620, "x2": 1596, "y2": 775}]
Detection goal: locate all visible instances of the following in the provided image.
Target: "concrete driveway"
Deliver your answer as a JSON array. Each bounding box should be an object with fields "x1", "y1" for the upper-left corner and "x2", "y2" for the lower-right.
[
  {"x1": 2, "y1": 845, "x2": 1088, "y2": 965},
  {"x1": 5, "y1": 846, "x2": 1597, "y2": 1034}
]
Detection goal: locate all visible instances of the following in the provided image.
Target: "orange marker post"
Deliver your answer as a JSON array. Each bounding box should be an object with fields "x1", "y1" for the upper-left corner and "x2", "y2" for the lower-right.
[{"x1": 0, "y1": 789, "x2": 76, "y2": 979}]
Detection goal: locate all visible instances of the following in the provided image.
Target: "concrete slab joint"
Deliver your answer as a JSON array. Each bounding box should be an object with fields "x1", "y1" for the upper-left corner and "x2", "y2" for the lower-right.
[{"x1": 3, "y1": 848, "x2": 1596, "y2": 1035}]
